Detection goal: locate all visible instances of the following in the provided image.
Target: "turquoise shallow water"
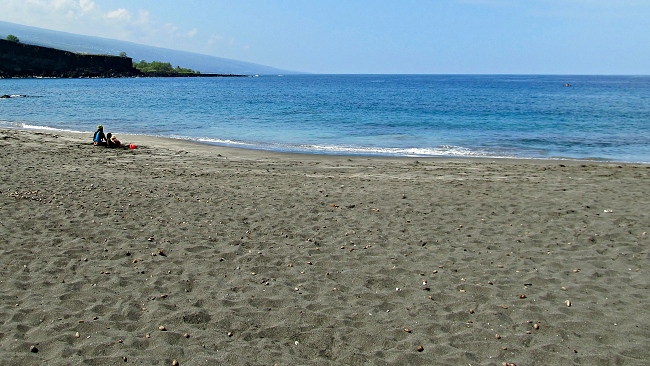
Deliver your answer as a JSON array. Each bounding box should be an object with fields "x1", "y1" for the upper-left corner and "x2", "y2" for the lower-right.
[{"x1": 1, "y1": 74, "x2": 649, "y2": 162}]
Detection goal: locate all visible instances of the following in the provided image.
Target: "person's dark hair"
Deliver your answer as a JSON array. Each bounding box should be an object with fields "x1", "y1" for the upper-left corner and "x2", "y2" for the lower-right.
[{"x1": 106, "y1": 133, "x2": 112, "y2": 139}]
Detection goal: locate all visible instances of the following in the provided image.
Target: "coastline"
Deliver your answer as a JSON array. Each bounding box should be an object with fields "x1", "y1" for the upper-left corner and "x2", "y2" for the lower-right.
[
  {"x1": 1, "y1": 128, "x2": 649, "y2": 365},
  {"x1": 7, "y1": 125, "x2": 648, "y2": 164}
]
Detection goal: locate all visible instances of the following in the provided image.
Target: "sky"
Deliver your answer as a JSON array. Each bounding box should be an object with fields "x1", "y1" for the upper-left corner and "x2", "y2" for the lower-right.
[{"x1": 1, "y1": 0, "x2": 649, "y2": 74}]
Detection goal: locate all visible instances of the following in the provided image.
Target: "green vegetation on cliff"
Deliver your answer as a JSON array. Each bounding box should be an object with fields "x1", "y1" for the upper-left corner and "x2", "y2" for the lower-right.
[{"x1": 133, "y1": 60, "x2": 200, "y2": 75}]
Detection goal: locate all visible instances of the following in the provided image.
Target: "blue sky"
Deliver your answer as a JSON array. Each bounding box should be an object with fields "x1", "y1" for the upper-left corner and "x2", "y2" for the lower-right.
[{"x1": 1, "y1": 0, "x2": 648, "y2": 74}]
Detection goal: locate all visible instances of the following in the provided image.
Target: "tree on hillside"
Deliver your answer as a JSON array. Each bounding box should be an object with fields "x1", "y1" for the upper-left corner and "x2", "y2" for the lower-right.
[
  {"x1": 119, "y1": 51, "x2": 128, "y2": 58},
  {"x1": 6, "y1": 34, "x2": 20, "y2": 43}
]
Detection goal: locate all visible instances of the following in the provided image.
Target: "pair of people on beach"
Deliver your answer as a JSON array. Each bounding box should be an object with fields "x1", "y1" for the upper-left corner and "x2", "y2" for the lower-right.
[{"x1": 93, "y1": 125, "x2": 121, "y2": 148}]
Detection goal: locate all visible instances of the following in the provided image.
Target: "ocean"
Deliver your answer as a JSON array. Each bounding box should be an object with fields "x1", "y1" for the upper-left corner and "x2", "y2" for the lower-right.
[{"x1": 1, "y1": 74, "x2": 649, "y2": 163}]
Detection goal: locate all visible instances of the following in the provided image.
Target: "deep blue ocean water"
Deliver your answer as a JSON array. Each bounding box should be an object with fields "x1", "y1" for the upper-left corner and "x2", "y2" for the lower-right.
[{"x1": 1, "y1": 74, "x2": 649, "y2": 163}]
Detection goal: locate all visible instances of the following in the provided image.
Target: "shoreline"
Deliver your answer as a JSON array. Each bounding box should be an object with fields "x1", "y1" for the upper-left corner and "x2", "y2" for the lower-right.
[
  {"x1": 1, "y1": 128, "x2": 649, "y2": 365},
  {"x1": 5, "y1": 126, "x2": 648, "y2": 165}
]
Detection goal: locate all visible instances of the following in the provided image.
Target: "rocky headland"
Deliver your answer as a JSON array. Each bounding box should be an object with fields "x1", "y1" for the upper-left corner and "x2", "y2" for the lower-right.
[{"x1": 0, "y1": 39, "x2": 141, "y2": 78}]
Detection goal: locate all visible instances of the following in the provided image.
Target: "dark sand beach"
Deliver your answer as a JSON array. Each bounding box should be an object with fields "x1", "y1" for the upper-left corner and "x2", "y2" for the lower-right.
[{"x1": 1, "y1": 128, "x2": 648, "y2": 365}]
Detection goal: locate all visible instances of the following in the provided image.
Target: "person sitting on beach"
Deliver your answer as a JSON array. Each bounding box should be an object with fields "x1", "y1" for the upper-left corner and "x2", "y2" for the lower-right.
[
  {"x1": 93, "y1": 125, "x2": 107, "y2": 146},
  {"x1": 106, "y1": 133, "x2": 122, "y2": 148}
]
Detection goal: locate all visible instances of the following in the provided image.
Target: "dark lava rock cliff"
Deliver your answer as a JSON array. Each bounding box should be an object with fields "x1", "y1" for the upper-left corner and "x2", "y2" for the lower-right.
[{"x1": 0, "y1": 39, "x2": 142, "y2": 78}]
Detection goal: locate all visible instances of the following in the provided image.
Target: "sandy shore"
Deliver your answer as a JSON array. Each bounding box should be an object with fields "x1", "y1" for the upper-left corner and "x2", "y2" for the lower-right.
[{"x1": 1, "y1": 128, "x2": 648, "y2": 365}]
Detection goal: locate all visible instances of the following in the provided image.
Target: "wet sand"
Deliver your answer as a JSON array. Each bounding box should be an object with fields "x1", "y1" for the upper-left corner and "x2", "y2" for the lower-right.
[{"x1": 1, "y1": 128, "x2": 648, "y2": 365}]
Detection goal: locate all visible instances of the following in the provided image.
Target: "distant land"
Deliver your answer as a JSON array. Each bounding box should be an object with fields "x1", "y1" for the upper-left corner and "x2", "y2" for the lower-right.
[{"x1": 0, "y1": 21, "x2": 295, "y2": 75}]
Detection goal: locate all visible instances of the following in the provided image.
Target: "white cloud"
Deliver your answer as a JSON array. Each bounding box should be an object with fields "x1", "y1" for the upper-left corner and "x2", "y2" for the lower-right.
[
  {"x1": 106, "y1": 8, "x2": 131, "y2": 21},
  {"x1": 0, "y1": 0, "x2": 197, "y2": 48},
  {"x1": 79, "y1": 0, "x2": 95, "y2": 12},
  {"x1": 208, "y1": 34, "x2": 224, "y2": 45},
  {"x1": 51, "y1": 0, "x2": 74, "y2": 10},
  {"x1": 164, "y1": 23, "x2": 178, "y2": 35},
  {"x1": 136, "y1": 10, "x2": 150, "y2": 25}
]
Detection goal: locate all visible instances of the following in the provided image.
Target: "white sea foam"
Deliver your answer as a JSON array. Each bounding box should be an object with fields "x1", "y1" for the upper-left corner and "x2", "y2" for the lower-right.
[
  {"x1": 192, "y1": 135, "x2": 497, "y2": 158},
  {"x1": 20, "y1": 123, "x2": 87, "y2": 134}
]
